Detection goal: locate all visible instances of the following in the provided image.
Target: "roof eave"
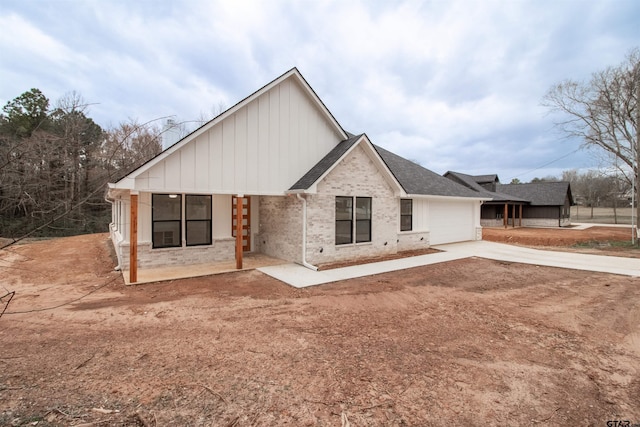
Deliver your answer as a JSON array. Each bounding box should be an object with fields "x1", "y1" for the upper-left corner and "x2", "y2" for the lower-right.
[{"x1": 407, "y1": 194, "x2": 491, "y2": 202}]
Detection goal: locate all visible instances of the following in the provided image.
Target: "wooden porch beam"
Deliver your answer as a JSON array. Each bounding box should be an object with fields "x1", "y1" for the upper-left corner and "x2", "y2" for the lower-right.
[
  {"x1": 503, "y1": 203, "x2": 508, "y2": 228},
  {"x1": 235, "y1": 194, "x2": 243, "y2": 269},
  {"x1": 519, "y1": 204, "x2": 523, "y2": 227},
  {"x1": 129, "y1": 192, "x2": 138, "y2": 284}
]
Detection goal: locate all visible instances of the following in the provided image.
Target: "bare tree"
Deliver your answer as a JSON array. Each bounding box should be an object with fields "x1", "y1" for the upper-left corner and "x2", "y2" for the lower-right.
[
  {"x1": 544, "y1": 47, "x2": 639, "y2": 225},
  {"x1": 1, "y1": 88, "x2": 163, "y2": 240}
]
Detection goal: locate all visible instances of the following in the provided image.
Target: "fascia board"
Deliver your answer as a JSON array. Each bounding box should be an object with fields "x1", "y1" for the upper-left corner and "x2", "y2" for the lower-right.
[{"x1": 407, "y1": 194, "x2": 492, "y2": 202}]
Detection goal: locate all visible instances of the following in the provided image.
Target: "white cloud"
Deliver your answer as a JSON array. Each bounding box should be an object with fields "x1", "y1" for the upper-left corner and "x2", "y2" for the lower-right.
[{"x1": 0, "y1": 0, "x2": 637, "y2": 181}]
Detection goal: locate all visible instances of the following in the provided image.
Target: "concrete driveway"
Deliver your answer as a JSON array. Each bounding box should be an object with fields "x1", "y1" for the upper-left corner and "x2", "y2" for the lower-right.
[{"x1": 258, "y1": 240, "x2": 640, "y2": 288}]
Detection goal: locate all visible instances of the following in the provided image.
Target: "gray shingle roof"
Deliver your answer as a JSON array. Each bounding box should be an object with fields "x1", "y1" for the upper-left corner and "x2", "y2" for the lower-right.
[
  {"x1": 289, "y1": 135, "x2": 484, "y2": 198},
  {"x1": 444, "y1": 171, "x2": 528, "y2": 202},
  {"x1": 373, "y1": 146, "x2": 482, "y2": 197},
  {"x1": 289, "y1": 133, "x2": 361, "y2": 191},
  {"x1": 497, "y1": 182, "x2": 573, "y2": 206},
  {"x1": 473, "y1": 174, "x2": 499, "y2": 184},
  {"x1": 444, "y1": 171, "x2": 574, "y2": 206}
]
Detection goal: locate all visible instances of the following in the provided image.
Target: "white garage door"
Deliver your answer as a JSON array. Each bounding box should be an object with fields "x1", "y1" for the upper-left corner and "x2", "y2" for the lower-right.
[{"x1": 429, "y1": 201, "x2": 474, "y2": 245}]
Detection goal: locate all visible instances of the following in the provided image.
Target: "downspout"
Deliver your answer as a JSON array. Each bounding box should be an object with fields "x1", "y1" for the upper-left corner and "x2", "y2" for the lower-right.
[{"x1": 296, "y1": 193, "x2": 318, "y2": 271}]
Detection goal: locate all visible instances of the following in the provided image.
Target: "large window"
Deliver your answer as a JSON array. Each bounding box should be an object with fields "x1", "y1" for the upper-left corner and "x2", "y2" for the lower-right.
[
  {"x1": 152, "y1": 194, "x2": 182, "y2": 248},
  {"x1": 152, "y1": 194, "x2": 213, "y2": 248},
  {"x1": 335, "y1": 196, "x2": 353, "y2": 245},
  {"x1": 186, "y1": 195, "x2": 212, "y2": 246},
  {"x1": 335, "y1": 196, "x2": 372, "y2": 245},
  {"x1": 355, "y1": 197, "x2": 371, "y2": 243},
  {"x1": 400, "y1": 199, "x2": 412, "y2": 231}
]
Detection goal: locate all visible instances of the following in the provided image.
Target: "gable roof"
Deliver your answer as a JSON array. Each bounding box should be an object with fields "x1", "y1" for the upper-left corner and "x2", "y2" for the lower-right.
[
  {"x1": 497, "y1": 182, "x2": 573, "y2": 206},
  {"x1": 445, "y1": 171, "x2": 574, "y2": 206},
  {"x1": 291, "y1": 136, "x2": 486, "y2": 199},
  {"x1": 111, "y1": 67, "x2": 347, "y2": 187},
  {"x1": 289, "y1": 133, "x2": 361, "y2": 191},
  {"x1": 444, "y1": 171, "x2": 527, "y2": 202},
  {"x1": 473, "y1": 174, "x2": 499, "y2": 184}
]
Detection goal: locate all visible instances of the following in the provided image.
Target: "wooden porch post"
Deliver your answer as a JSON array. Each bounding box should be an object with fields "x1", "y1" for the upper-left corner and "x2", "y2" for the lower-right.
[
  {"x1": 512, "y1": 203, "x2": 516, "y2": 228},
  {"x1": 129, "y1": 192, "x2": 138, "y2": 283},
  {"x1": 503, "y1": 203, "x2": 508, "y2": 228},
  {"x1": 235, "y1": 194, "x2": 243, "y2": 269},
  {"x1": 519, "y1": 204, "x2": 523, "y2": 227}
]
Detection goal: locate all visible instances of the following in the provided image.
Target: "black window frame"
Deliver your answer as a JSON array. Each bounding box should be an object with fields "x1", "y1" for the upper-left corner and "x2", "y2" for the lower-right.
[
  {"x1": 335, "y1": 196, "x2": 353, "y2": 245},
  {"x1": 355, "y1": 197, "x2": 372, "y2": 243},
  {"x1": 152, "y1": 194, "x2": 182, "y2": 249},
  {"x1": 400, "y1": 199, "x2": 413, "y2": 231},
  {"x1": 185, "y1": 194, "x2": 212, "y2": 246},
  {"x1": 335, "y1": 196, "x2": 372, "y2": 245}
]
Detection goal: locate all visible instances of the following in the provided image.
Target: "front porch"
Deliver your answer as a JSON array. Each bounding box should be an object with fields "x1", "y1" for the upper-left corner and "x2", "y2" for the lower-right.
[{"x1": 122, "y1": 252, "x2": 288, "y2": 285}]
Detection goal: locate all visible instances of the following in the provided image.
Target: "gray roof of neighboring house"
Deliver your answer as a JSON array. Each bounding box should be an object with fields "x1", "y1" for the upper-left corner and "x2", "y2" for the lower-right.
[
  {"x1": 497, "y1": 182, "x2": 573, "y2": 206},
  {"x1": 289, "y1": 135, "x2": 483, "y2": 198},
  {"x1": 444, "y1": 171, "x2": 528, "y2": 202},
  {"x1": 473, "y1": 174, "x2": 499, "y2": 184},
  {"x1": 444, "y1": 171, "x2": 574, "y2": 206}
]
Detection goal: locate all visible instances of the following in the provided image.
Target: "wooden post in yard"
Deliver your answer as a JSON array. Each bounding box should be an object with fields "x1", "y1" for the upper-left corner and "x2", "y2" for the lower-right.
[
  {"x1": 519, "y1": 204, "x2": 523, "y2": 227},
  {"x1": 503, "y1": 203, "x2": 508, "y2": 228},
  {"x1": 129, "y1": 192, "x2": 138, "y2": 284},
  {"x1": 235, "y1": 194, "x2": 243, "y2": 269}
]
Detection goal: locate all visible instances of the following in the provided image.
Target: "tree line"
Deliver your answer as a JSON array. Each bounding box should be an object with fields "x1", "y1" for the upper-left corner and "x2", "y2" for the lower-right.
[{"x1": 0, "y1": 89, "x2": 162, "y2": 239}]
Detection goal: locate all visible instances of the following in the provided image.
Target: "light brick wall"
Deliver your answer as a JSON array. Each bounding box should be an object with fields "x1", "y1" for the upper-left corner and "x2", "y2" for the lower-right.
[
  {"x1": 256, "y1": 196, "x2": 303, "y2": 263},
  {"x1": 305, "y1": 145, "x2": 399, "y2": 265},
  {"x1": 481, "y1": 218, "x2": 571, "y2": 228},
  {"x1": 481, "y1": 219, "x2": 504, "y2": 227},
  {"x1": 521, "y1": 218, "x2": 570, "y2": 227},
  {"x1": 118, "y1": 238, "x2": 235, "y2": 270},
  {"x1": 397, "y1": 231, "x2": 431, "y2": 251}
]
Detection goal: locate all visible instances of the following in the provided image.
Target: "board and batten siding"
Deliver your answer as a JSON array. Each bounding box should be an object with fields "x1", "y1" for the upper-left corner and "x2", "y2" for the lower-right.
[
  {"x1": 411, "y1": 198, "x2": 430, "y2": 231},
  {"x1": 133, "y1": 78, "x2": 343, "y2": 195}
]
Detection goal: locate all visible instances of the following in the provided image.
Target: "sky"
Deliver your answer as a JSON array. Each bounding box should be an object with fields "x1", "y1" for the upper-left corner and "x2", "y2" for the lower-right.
[{"x1": 1, "y1": 0, "x2": 638, "y2": 182}]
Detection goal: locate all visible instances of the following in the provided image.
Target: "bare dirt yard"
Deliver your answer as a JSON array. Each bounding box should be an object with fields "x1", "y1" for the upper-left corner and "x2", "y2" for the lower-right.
[
  {"x1": 483, "y1": 225, "x2": 640, "y2": 258},
  {"x1": 1, "y1": 230, "x2": 639, "y2": 426}
]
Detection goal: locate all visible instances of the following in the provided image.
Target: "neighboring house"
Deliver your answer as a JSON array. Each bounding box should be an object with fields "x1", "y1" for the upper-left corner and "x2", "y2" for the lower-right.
[
  {"x1": 444, "y1": 172, "x2": 574, "y2": 227},
  {"x1": 107, "y1": 68, "x2": 487, "y2": 283}
]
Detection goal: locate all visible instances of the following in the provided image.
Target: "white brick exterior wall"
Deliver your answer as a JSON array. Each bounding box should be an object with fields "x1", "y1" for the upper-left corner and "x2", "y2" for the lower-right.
[
  {"x1": 481, "y1": 218, "x2": 571, "y2": 227},
  {"x1": 118, "y1": 238, "x2": 235, "y2": 270},
  {"x1": 397, "y1": 231, "x2": 431, "y2": 251},
  {"x1": 305, "y1": 145, "x2": 399, "y2": 265},
  {"x1": 256, "y1": 196, "x2": 303, "y2": 263}
]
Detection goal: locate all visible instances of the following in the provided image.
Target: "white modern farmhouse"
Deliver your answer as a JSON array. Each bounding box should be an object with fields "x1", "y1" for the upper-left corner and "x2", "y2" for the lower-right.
[{"x1": 108, "y1": 68, "x2": 487, "y2": 283}]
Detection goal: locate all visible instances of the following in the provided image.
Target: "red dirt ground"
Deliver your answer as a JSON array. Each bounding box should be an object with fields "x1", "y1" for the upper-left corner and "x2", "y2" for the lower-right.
[
  {"x1": 483, "y1": 225, "x2": 640, "y2": 258},
  {"x1": 1, "y1": 229, "x2": 639, "y2": 426}
]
